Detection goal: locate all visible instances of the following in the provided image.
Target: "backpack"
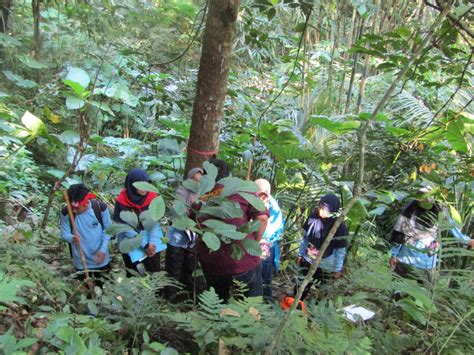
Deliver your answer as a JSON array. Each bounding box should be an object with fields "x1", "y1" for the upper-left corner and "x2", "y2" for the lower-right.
[{"x1": 61, "y1": 199, "x2": 108, "y2": 232}]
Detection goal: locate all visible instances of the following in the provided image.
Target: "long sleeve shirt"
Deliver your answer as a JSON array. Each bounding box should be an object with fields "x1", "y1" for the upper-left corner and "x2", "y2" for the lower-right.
[{"x1": 60, "y1": 202, "x2": 111, "y2": 270}]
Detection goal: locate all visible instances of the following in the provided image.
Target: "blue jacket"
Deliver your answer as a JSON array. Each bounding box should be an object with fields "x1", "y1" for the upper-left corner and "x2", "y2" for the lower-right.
[{"x1": 60, "y1": 202, "x2": 111, "y2": 270}]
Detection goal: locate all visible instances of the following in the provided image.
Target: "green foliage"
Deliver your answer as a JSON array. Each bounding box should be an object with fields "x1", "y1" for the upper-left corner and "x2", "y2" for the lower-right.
[
  {"x1": 0, "y1": 0, "x2": 473, "y2": 352},
  {"x1": 0, "y1": 272, "x2": 34, "y2": 309}
]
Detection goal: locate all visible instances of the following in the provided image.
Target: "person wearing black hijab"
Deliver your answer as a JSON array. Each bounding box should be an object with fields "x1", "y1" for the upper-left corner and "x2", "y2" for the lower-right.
[
  {"x1": 294, "y1": 193, "x2": 349, "y2": 300},
  {"x1": 114, "y1": 169, "x2": 167, "y2": 276}
]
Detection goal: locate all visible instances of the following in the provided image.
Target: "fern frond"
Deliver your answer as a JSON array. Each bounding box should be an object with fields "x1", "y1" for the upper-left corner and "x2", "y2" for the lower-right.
[
  {"x1": 0, "y1": 271, "x2": 34, "y2": 308},
  {"x1": 389, "y1": 90, "x2": 434, "y2": 125}
]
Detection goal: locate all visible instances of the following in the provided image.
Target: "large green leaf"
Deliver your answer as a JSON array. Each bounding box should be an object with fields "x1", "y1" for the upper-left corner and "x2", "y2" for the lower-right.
[
  {"x1": 231, "y1": 243, "x2": 244, "y2": 260},
  {"x1": 98, "y1": 81, "x2": 138, "y2": 107},
  {"x1": 63, "y1": 79, "x2": 86, "y2": 97},
  {"x1": 241, "y1": 239, "x2": 261, "y2": 256},
  {"x1": 16, "y1": 54, "x2": 48, "y2": 69},
  {"x1": 139, "y1": 210, "x2": 156, "y2": 231},
  {"x1": 182, "y1": 179, "x2": 198, "y2": 193},
  {"x1": 65, "y1": 67, "x2": 90, "y2": 89},
  {"x1": 173, "y1": 216, "x2": 197, "y2": 231},
  {"x1": 119, "y1": 233, "x2": 144, "y2": 254},
  {"x1": 58, "y1": 130, "x2": 80, "y2": 145},
  {"x1": 445, "y1": 120, "x2": 468, "y2": 154},
  {"x1": 66, "y1": 96, "x2": 85, "y2": 110},
  {"x1": 220, "y1": 177, "x2": 257, "y2": 197},
  {"x1": 310, "y1": 116, "x2": 360, "y2": 133},
  {"x1": 148, "y1": 196, "x2": 165, "y2": 221},
  {"x1": 173, "y1": 199, "x2": 187, "y2": 217},
  {"x1": 3, "y1": 70, "x2": 37, "y2": 88},
  {"x1": 238, "y1": 220, "x2": 261, "y2": 234},
  {"x1": 239, "y1": 192, "x2": 266, "y2": 211},
  {"x1": 202, "y1": 161, "x2": 218, "y2": 181},
  {"x1": 202, "y1": 219, "x2": 246, "y2": 240},
  {"x1": 120, "y1": 211, "x2": 138, "y2": 228},
  {"x1": 200, "y1": 201, "x2": 243, "y2": 219},
  {"x1": 202, "y1": 232, "x2": 221, "y2": 251},
  {"x1": 198, "y1": 175, "x2": 216, "y2": 196},
  {"x1": 133, "y1": 181, "x2": 159, "y2": 194},
  {"x1": 21, "y1": 111, "x2": 47, "y2": 137}
]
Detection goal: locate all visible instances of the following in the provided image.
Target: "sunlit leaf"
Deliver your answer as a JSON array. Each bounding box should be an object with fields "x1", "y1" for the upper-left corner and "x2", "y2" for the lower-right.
[
  {"x1": 65, "y1": 67, "x2": 90, "y2": 89},
  {"x1": 148, "y1": 196, "x2": 165, "y2": 221}
]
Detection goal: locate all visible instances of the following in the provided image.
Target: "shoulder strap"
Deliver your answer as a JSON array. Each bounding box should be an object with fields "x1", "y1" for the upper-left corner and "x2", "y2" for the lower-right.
[{"x1": 91, "y1": 199, "x2": 107, "y2": 230}]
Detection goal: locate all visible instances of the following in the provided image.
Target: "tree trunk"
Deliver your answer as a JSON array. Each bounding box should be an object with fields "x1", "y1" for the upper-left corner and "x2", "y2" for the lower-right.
[
  {"x1": 184, "y1": 0, "x2": 240, "y2": 176},
  {"x1": 344, "y1": 16, "x2": 365, "y2": 114},
  {"x1": 355, "y1": 0, "x2": 380, "y2": 114},
  {"x1": 32, "y1": 0, "x2": 41, "y2": 59},
  {"x1": 0, "y1": 0, "x2": 12, "y2": 33},
  {"x1": 336, "y1": 6, "x2": 357, "y2": 114}
]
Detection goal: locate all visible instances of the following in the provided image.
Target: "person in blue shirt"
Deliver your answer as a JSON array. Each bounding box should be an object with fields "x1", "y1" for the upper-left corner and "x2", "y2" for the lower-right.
[
  {"x1": 295, "y1": 193, "x2": 348, "y2": 301},
  {"x1": 389, "y1": 186, "x2": 473, "y2": 289},
  {"x1": 255, "y1": 179, "x2": 285, "y2": 300},
  {"x1": 60, "y1": 184, "x2": 111, "y2": 283},
  {"x1": 114, "y1": 169, "x2": 167, "y2": 276}
]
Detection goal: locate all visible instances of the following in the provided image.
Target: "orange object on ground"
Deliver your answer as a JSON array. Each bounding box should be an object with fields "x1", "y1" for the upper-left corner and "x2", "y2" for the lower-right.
[{"x1": 280, "y1": 296, "x2": 306, "y2": 314}]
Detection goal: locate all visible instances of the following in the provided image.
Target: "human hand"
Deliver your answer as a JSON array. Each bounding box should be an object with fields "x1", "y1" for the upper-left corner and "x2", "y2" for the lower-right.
[
  {"x1": 389, "y1": 256, "x2": 398, "y2": 270},
  {"x1": 95, "y1": 251, "x2": 105, "y2": 264},
  {"x1": 333, "y1": 272, "x2": 342, "y2": 280},
  {"x1": 296, "y1": 256, "x2": 302, "y2": 266},
  {"x1": 146, "y1": 243, "x2": 156, "y2": 256},
  {"x1": 73, "y1": 234, "x2": 81, "y2": 245},
  {"x1": 467, "y1": 239, "x2": 474, "y2": 249}
]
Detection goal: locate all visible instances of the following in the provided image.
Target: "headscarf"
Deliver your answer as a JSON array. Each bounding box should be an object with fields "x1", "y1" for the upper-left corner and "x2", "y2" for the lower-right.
[
  {"x1": 114, "y1": 169, "x2": 157, "y2": 223},
  {"x1": 303, "y1": 193, "x2": 348, "y2": 258}
]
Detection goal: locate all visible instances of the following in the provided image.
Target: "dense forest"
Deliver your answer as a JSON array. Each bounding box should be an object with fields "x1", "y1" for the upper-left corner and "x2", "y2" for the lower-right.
[{"x1": 0, "y1": 0, "x2": 473, "y2": 353}]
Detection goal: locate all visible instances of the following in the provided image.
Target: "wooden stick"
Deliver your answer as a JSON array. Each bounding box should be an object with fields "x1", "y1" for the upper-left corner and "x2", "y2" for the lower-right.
[{"x1": 62, "y1": 189, "x2": 91, "y2": 282}]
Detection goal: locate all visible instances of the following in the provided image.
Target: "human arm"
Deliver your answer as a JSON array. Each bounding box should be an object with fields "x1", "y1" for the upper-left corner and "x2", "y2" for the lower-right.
[
  {"x1": 146, "y1": 222, "x2": 164, "y2": 255},
  {"x1": 389, "y1": 244, "x2": 402, "y2": 269},
  {"x1": 448, "y1": 218, "x2": 471, "y2": 246},
  {"x1": 60, "y1": 211, "x2": 76, "y2": 243},
  {"x1": 254, "y1": 214, "x2": 269, "y2": 242},
  {"x1": 332, "y1": 247, "x2": 347, "y2": 273},
  {"x1": 96, "y1": 208, "x2": 112, "y2": 263},
  {"x1": 99, "y1": 208, "x2": 112, "y2": 254}
]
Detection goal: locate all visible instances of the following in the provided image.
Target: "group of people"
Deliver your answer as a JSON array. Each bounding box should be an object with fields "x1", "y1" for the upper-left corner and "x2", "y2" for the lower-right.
[{"x1": 60, "y1": 160, "x2": 473, "y2": 304}]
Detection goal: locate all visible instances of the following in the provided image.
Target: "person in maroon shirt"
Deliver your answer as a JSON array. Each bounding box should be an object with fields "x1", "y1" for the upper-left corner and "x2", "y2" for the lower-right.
[{"x1": 196, "y1": 159, "x2": 269, "y2": 301}]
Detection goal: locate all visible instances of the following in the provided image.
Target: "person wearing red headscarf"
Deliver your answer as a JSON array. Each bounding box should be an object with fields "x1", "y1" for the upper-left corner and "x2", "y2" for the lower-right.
[{"x1": 114, "y1": 169, "x2": 167, "y2": 276}]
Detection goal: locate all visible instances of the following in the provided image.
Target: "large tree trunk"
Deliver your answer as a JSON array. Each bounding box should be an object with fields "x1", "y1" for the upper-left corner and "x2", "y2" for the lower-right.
[
  {"x1": 0, "y1": 0, "x2": 12, "y2": 33},
  {"x1": 32, "y1": 0, "x2": 41, "y2": 59},
  {"x1": 184, "y1": 0, "x2": 240, "y2": 176}
]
